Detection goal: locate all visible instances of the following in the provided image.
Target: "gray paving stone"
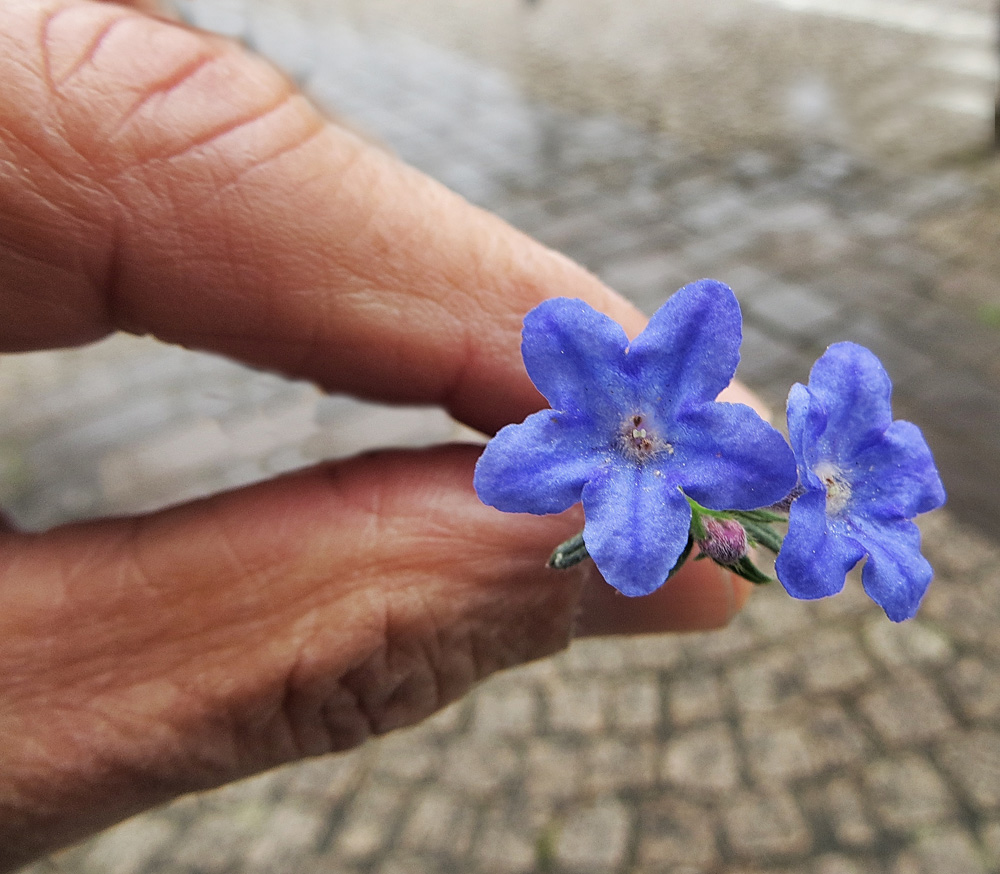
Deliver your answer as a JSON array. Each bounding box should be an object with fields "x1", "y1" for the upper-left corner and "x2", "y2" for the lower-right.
[
  {"x1": 279, "y1": 753, "x2": 366, "y2": 802},
  {"x1": 734, "y1": 322, "x2": 808, "y2": 386},
  {"x1": 727, "y1": 647, "x2": 804, "y2": 715},
  {"x1": 661, "y1": 724, "x2": 742, "y2": 794},
  {"x1": 606, "y1": 675, "x2": 661, "y2": 733},
  {"x1": 546, "y1": 677, "x2": 606, "y2": 733},
  {"x1": 332, "y1": 782, "x2": 409, "y2": 861},
  {"x1": 891, "y1": 827, "x2": 992, "y2": 874},
  {"x1": 803, "y1": 777, "x2": 877, "y2": 848},
  {"x1": 722, "y1": 790, "x2": 812, "y2": 860},
  {"x1": 739, "y1": 580, "x2": 820, "y2": 641},
  {"x1": 862, "y1": 617, "x2": 954, "y2": 667},
  {"x1": 370, "y1": 853, "x2": 457, "y2": 874},
  {"x1": 743, "y1": 715, "x2": 825, "y2": 782},
  {"x1": 610, "y1": 634, "x2": 685, "y2": 671},
  {"x1": 554, "y1": 799, "x2": 632, "y2": 872},
  {"x1": 951, "y1": 656, "x2": 1000, "y2": 723},
  {"x1": 979, "y1": 820, "x2": 1000, "y2": 867},
  {"x1": 524, "y1": 737, "x2": 586, "y2": 802},
  {"x1": 920, "y1": 512, "x2": 1000, "y2": 579},
  {"x1": 748, "y1": 282, "x2": 843, "y2": 337},
  {"x1": 558, "y1": 637, "x2": 630, "y2": 675},
  {"x1": 168, "y1": 808, "x2": 268, "y2": 872},
  {"x1": 74, "y1": 816, "x2": 179, "y2": 874},
  {"x1": 371, "y1": 730, "x2": 442, "y2": 781},
  {"x1": 799, "y1": 628, "x2": 876, "y2": 694},
  {"x1": 800, "y1": 705, "x2": 870, "y2": 770},
  {"x1": 245, "y1": 805, "x2": 330, "y2": 870},
  {"x1": 635, "y1": 798, "x2": 718, "y2": 869},
  {"x1": 864, "y1": 754, "x2": 958, "y2": 832},
  {"x1": 598, "y1": 251, "x2": 693, "y2": 303},
  {"x1": 859, "y1": 671, "x2": 955, "y2": 746},
  {"x1": 474, "y1": 803, "x2": 539, "y2": 873},
  {"x1": 438, "y1": 737, "x2": 521, "y2": 798},
  {"x1": 397, "y1": 787, "x2": 478, "y2": 857},
  {"x1": 811, "y1": 855, "x2": 867, "y2": 874},
  {"x1": 677, "y1": 619, "x2": 759, "y2": 665},
  {"x1": 667, "y1": 672, "x2": 726, "y2": 728},
  {"x1": 470, "y1": 680, "x2": 540, "y2": 736},
  {"x1": 582, "y1": 737, "x2": 659, "y2": 794},
  {"x1": 937, "y1": 729, "x2": 1000, "y2": 810}
]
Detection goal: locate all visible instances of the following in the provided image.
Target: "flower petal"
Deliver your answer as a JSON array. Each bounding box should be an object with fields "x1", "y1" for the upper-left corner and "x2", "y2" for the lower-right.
[
  {"x1": 474, "y1": 410, "x2": 605, "y2": 514},
  {"x1": 671, "y1": 402, "x2": 798, "y2": 509},
  {"x1": 856, "y1": 517, "x2": 933, "y2": 621},
  {"x1": 785, "y1": 381, "x2": 828, "y2": 488},
  {"x1": 581, "y1": 464, "x2": 691, "y2": 597},
  {"x1": 775, "y1": 490, "x2": 867, "y2": 600},
  {"x1": 627, "y1": 280, "x2": 742, "y2": 414},
  {"x1": 520, "y1": 298, "x2": 634, "y2": 421},
  {"x1": 851, "y1": 420, "x2": 946, "y2": 520},
  {"x1": 805, "y1": 343, "x2": 894, "y2": 461}
]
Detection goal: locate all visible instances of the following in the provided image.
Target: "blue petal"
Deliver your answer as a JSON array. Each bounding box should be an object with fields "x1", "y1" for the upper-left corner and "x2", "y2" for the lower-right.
[
  {"x1": 474, "y1": 410, "x2": 605, "y2": 514},
  {"x1": 627, "y1": 280, "x2": 742, "y2": 414},
  {"x1": 581, "y1": 464, "x2": 691, "y2": 597},
  {"x1": 856, "y1": 517, "x2": 933, "y2": 622},
  {"x1": 775, "y1": 490, "x2": 867, "y2": 600},
  {"x1": 785, "y1": 382, "x2": 828, "y2": 488},
  {"x1": 850, "y1": 420, "x2": 946, "y2": 520},
  {"x1": 805, "y1": 343, "x2": 894, "y2": 461},
  {"x1": 520, "y1": 298, "x2": 634, "y2": 422},
  {"x1": 670, "y1": 402, "x2": 798, "y2": 510}
]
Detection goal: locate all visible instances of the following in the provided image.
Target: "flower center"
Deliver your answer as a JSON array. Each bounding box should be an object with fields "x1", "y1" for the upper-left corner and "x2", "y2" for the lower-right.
[
  {"x1": 616, "y1": 413, "x2": 672, "y2": 464},
  {"x1": 814, "y1": 461, "x2": 851, "y2": 515}
]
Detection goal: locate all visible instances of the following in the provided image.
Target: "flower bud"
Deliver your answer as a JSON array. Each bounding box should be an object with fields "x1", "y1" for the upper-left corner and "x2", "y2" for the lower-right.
[{"x1": 697, "y1": 517, "x2": 749, "y2": 566}]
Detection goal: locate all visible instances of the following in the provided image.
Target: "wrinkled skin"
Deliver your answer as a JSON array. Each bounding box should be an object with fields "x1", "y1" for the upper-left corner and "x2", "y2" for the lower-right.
[{"x1": 0, "y1": 1, "x2": 756, "y2": 868}]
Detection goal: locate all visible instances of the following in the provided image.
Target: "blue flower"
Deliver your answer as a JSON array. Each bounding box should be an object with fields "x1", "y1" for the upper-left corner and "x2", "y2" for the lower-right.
[
  {"x1": 774, "y1": 342, "x2": 946, "y2": 621},
  {"x1": 474, "y1": 280, "x2": 798, "y2": 597}
]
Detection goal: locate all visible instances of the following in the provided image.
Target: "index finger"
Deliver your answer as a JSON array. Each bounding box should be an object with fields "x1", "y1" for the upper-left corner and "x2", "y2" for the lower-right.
[{"x1": 0, "y1": 0, "x2": 644, "y2": 434}]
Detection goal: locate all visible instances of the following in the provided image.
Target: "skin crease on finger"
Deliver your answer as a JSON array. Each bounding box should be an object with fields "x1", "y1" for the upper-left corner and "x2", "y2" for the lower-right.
[{"x1": 0, "y1": 1, "x2": 753, "y2": 867}]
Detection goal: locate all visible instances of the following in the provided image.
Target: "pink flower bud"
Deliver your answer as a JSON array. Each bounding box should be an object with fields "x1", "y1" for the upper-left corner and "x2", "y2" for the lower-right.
[{"x1": 697, "y1": 517, "x2": 748, "y2": 566}]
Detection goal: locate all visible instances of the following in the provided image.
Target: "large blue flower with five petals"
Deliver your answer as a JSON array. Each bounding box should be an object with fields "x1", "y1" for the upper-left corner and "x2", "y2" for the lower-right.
[
  {"x1": 474, "y1": 280, "x2": 798, "y2": 597},
  {"x1": 774, "y1": 342, "x2": 946, "y2": 621}
]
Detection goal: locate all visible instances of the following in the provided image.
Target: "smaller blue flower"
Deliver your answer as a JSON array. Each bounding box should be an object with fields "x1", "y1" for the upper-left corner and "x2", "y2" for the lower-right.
[
  {"x1": 474, "y1": 280, "x2": 797, "y2": 597},
  {"x1": 774, "y1": 342, "x2": 946, "y2": 621}
]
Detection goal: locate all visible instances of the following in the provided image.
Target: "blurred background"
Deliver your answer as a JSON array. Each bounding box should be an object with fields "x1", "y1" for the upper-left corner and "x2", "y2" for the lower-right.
[{"x1": 10, "y1": 0, "x2": 1000, "y2": 872}]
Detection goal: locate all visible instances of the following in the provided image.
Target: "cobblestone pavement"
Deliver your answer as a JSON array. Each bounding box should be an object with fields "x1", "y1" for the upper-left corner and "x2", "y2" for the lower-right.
[{"x1": 4, "y1": 0, "x2": 1000, "y2": 872}]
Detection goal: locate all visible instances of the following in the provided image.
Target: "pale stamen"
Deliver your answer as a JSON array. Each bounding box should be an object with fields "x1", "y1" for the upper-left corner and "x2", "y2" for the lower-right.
[{"x1": 617, "y1": 413, "x2": 671, "y2": 464}]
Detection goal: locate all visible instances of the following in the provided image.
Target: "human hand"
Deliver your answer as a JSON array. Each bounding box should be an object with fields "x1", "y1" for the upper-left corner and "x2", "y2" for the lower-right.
[{"x1": 0, "y1": 1, "x2": 754, "y2": 867}]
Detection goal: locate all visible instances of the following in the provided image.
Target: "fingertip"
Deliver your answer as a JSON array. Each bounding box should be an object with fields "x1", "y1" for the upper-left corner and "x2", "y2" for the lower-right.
[{"x1": 573, "y1": 560, "x2": 752, "y2": 637}]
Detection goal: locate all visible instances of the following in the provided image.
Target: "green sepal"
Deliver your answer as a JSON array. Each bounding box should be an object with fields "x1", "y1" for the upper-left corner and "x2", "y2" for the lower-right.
[
  {"x1": 730, "y1": 508, "x2": 787, "y2": 525},
  {"x1": 740, "y1": 519, "x2": 785, "y2": 554},
  {"x1": 730, "y1": 554, "x2": 773, "y2": 585},
  {"x1": 665, "y1": 534, "x2": 694, "y2": 581},
  {"x1": 548, "y1": 531, "x2": 590, "y2": 570},
  {"x1": 685, "y1": 498, "x2": 708, "y2": 540}
]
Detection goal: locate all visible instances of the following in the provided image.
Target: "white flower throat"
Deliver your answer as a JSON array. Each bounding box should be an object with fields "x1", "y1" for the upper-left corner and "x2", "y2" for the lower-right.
[
  {"x1": 815, "y1": 461, "x2": 851, "y2": 514},
  {"x1": 617, "y1": 413, "x2": 673, "y2": 464}
]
